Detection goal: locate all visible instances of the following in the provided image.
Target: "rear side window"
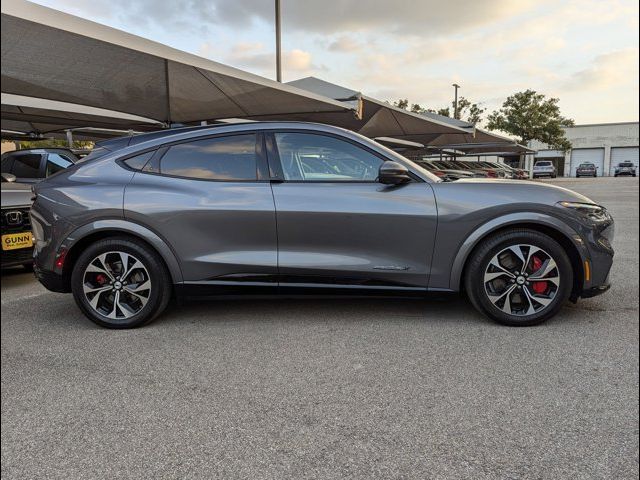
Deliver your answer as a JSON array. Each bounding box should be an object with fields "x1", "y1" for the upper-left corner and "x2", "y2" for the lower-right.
[
  {"x1": 123, "y1": 151, "x2": 155, "y2": 171},
  {"x1": 159, "y1": 134, "x2": 257, "y2": 181},
  {"x1": 11, "y1": 154, "x2": 43, "y2": 178},
  {"x1": 45, "y1": 153, "x2": 74, "y2": 176}
]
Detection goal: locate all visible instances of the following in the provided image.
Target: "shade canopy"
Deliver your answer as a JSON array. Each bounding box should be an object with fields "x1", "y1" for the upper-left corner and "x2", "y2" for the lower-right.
[
  {"x1": 1, "y1": 1, "x2": 356, "y2": 128},
  {"x1": 1, "y1": 93, "x2": 162, "y2": 140},
  {"x1": 286, "y1": 77, "x2": 470, "y2": 144}
]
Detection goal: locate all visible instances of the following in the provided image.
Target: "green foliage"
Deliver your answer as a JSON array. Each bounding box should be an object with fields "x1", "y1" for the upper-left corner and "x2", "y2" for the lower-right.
[
  {"x1": 393, "y1": 96, "x2": 485, "y2": 124},
  {"x1": 14, "y1": 139, "x2": 94, "y2": 149},
  {"x1": 393, "y1": 99, "x2": 409, "y2": 110},
  {"x1": 486, "y1": 89, "x2": 574, "y2": 150}
]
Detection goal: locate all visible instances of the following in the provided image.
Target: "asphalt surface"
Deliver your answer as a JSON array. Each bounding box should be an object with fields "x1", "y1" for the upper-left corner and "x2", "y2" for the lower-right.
[{"x1": 1, "y1": 177, "x2": 638, "y2": 479}]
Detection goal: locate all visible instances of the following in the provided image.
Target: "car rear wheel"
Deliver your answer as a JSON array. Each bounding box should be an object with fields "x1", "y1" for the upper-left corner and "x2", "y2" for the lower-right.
[
  {"x1": 465, "y1": 229, "x2": 573, "y2": 326},
  {"x1": 71, "y1": 237, "x2": 172, "y2": 328}
]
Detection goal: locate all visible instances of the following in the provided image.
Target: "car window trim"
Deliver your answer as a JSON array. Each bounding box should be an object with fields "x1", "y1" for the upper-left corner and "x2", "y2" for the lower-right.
[{"x1": 265, "y1": 129, "x2": 421, "y2": 184}]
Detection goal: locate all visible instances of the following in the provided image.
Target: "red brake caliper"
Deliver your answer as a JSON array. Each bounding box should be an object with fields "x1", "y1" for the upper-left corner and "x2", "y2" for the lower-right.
[
  {"x1": 96, "y1": 274, "x2": 108, "y2": 285},
  {"x1": 530, "y1": 256, "x2": 547, "y2": 294}
]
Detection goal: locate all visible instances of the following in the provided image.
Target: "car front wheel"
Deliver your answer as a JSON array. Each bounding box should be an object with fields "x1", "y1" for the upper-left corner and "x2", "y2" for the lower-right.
[
  {"x1": 71, "y1": 237, "x2": 172, "y2": 328},
  {"x1": 465, "y1": 229, "x2": 573, "y2": 326}
]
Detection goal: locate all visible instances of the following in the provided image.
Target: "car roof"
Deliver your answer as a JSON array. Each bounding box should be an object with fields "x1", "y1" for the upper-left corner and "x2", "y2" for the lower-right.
[
  {"x1": 94, "y1": 124, "x2": 227, "y2": 152},
  {"x1": 94, "y1": 121, "x2": 360, "y2": 154},
  {"x1": 1, "y1": 148, "x2": 78, "y2": 160}
]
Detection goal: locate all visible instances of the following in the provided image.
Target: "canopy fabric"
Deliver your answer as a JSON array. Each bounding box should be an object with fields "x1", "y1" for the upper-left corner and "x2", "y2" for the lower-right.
[
  {"x1": 1, "y1": 93, "x2": 162, "y2": 139},
  {"x1": 286, "y1": 77, "x2": 470, "y2": 143},
  {"x1": 1, "y1": 1, "x2": 355, "y2": 126}
]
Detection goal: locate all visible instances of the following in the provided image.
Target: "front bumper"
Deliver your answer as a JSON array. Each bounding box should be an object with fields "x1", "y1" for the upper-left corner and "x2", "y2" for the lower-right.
[{"x1": 580, "y1": 283, "x2": 611, "y2": 298}]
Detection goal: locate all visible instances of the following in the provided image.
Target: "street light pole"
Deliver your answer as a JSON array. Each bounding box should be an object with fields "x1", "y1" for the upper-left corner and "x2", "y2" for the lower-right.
[
  {"x1": 275, "y1": 0, "x2": 282, "y2": 82},
  {"x1": 452, "y1": 83, "x2": 460, "y2": 119}
]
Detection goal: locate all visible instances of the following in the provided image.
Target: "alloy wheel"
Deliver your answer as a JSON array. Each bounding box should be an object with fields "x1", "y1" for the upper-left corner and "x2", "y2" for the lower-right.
[
  {"x1": 82, "y1": 251, "x2": 152, "y2": 319},
  {"x1": 483, "y1": 244, "x2": 560, "y2": 316}
]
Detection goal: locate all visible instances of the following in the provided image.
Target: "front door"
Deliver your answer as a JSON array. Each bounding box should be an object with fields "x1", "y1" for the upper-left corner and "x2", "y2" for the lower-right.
[{"x1": 267, "y1": 131, "x2": 437, "y2": 291}]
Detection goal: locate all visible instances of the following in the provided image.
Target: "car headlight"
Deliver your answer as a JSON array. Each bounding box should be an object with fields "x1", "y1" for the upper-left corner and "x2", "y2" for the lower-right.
[{"x1": 557, "y1": 201, "x2": 610, "y2": 222}]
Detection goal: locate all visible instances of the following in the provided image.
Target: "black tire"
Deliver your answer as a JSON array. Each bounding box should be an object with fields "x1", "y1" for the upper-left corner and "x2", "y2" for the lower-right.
[
  {"x1": 464, "y1": 229, "x2": 573, "y2": 326},
  {"x1": 71, "y1": 237, "x2": 172, "y2": 328}
]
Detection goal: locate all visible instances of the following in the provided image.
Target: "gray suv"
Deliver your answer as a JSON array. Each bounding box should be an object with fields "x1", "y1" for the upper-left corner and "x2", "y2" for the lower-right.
[{"x1": 31, "y1": 123, "x2": 614, "y2": 328}]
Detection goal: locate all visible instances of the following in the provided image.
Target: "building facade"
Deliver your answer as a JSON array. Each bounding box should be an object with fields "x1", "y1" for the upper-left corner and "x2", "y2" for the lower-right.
[{"x1": 530, "y1": 122, "x2": 639, "y2": 177}]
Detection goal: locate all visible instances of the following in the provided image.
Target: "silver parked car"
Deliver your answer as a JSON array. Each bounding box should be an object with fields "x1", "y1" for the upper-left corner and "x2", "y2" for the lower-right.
[
  {"x1": 31, "y1": 123, "x2": 614, "y2": 328},
  {"x1": 533, "y1": 160, "x2": 557, "y2": 178},
  {"x1": 614, "y1": 161, "x2": 636, "y2": 177}
]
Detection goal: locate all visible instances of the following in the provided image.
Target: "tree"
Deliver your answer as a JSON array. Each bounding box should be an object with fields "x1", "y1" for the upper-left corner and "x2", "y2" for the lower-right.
[
  {"x1": 486, "y1": 89, "x2": 574, "y2": 150},
  {"x1": 393, "y1": 99, "x2": 409, "y2": 110},
  {"x1": 392, "y1": 96, "x2": 485, "y2": 124},
  {"x1": 449, "y1": 96, "x2": 486, "y2": 123},
  {"x1": 13, "y1": 139, "x2": 94, "y2": 149}
]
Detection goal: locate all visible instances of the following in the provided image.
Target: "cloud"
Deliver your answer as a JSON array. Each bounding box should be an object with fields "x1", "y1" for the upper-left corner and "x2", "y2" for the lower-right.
[
  {"x1": 41, "y1": 0, "x2": 541, "y2": 37},
  {"x1": 327, "y1": 35, "x2": 363, "y2": 53},
  {"x1": 566, "y1": 48, "x2": 639, "y2": 91},
  {"x1": 221, "y1": 42, "x2": 323, "y2": 78}
]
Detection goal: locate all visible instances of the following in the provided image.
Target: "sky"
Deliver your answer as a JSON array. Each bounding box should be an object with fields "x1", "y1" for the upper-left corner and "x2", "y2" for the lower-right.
[{"x1": 32, "y1": 0, "x2": 640, "y2": 125}]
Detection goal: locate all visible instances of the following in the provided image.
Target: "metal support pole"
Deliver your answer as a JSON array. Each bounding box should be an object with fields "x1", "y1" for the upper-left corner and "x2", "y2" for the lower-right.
[
  {"x1": 275, "y1": 0, "x2": 282, "y2": 82},
  {"x1": 452, "y1": 83, "x2": 460, "y2": 119},
  {"x1": 66, "y1": 130, "x2": 73, "y2": 148}
]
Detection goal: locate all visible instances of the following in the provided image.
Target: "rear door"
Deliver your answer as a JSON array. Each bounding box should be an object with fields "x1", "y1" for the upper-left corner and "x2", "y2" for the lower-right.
[
  {"x1": 267, "y1": 131, "x2": 438, "y2": 291},
  {"x1": 124, "y1": 132, "x2": 278, "y2": 289}
]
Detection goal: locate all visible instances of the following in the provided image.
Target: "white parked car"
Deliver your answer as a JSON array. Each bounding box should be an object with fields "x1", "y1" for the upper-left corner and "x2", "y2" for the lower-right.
[{"x1": 533, "y1": 160, "x2": 557, "y2": 178}]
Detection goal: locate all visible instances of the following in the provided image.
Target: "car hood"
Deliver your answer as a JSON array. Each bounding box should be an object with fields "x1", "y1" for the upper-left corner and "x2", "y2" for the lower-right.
[
  {"x1": 450, "y1": 178, "x2": 596, "y2": 205},
  {"x1": 1, "y1": 182, "x2": 33, "y2": 208}
]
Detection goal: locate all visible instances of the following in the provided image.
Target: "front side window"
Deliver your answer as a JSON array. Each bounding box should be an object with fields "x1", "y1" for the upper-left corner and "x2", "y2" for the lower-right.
[
  {"x1": 11, "y1": 154, "x2": 43, "y2": 178},
  {"x1": 159, "y1": 134, "x2": 257, "y2": 181},
  {"x1": 45, "y1": 153, "x2": 74, "y2": 176},
  {"x1": 274, "y1": 133, "x2": 383, "y2": 182}
]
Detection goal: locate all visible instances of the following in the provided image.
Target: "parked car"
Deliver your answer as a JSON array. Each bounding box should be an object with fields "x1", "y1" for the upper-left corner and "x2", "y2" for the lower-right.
[
  {"x1": 575, "y1": 162, "x2": 597, "y2": 177},
  {"x1": 413, "y1": 159, "x2": 475, "y2": 181},
  {"x1": 489, "y1": 161, "x2": 530, "y2": 180},
  {"x1": 533, "y1": 160, "x2": 557, "y2": 178},
  {"x1": 455, "y1": 160, "x2": 506, "y2": 178},
  {"x1": 31, "y1": 122, "x2": 614, "y2": 328},
  {"x1": 433, "y1": 160, "x2": 489, "y2": 178},
  {"x1": 1, "y1": 148, "x2": 78, "y2": 183},
  {"x1": 480, "y1": 161, "x2": 514, "y2": 179},
  {"x1": 614, "y1": 161, "x2": 637, "y2": 177},
  {"x1": 1, "y1": 173, "x2": 34, "y2": 269}
]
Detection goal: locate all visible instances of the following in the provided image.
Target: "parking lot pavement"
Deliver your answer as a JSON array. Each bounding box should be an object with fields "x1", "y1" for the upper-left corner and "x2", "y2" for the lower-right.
[{"x1": 1, "y1": 178, "x2": 638, "y2": 479}]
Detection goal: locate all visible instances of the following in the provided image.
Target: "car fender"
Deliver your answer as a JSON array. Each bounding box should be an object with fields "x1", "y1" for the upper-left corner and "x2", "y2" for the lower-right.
[
  {"x1": 448, "y1": 211, "x2": 589, "y2": 290},
  {"x1": 64, "y1": 219, "x2": 183, "y2": 283}
]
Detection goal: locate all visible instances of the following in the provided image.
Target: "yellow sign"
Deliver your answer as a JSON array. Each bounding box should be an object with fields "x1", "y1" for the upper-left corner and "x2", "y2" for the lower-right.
[{"x1": 2, "y1": 232, "x2": 33, "y2": 251}]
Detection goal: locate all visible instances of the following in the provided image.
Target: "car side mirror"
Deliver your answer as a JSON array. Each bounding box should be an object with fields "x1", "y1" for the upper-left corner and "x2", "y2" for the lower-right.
[
  {"x1": 378, "y1": 161, "x2": 411, "y2": 185},
  {"x1": 1, "y1": 173, "x2": 16, "y2": 183}
]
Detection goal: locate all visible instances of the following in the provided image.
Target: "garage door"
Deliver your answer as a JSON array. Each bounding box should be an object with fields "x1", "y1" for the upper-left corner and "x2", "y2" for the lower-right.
[
  {"x1": 570, "y1": 148, "x2": 604, "y2": 177},
  {"x1": 610, "y1": 146, "x2": 639, "y2": 176}
]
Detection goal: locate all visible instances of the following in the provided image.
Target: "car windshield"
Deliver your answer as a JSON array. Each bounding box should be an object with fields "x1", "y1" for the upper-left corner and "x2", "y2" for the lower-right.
[
  {"x1": 619, "y1": 162, "x2": 634, "y2": 167},
  {"x1": 579, "y1": 163, "x2": 594, "y2": 168},
  {"x1": 535, "y1": 161, "x2": 552, "y2": 167}
]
